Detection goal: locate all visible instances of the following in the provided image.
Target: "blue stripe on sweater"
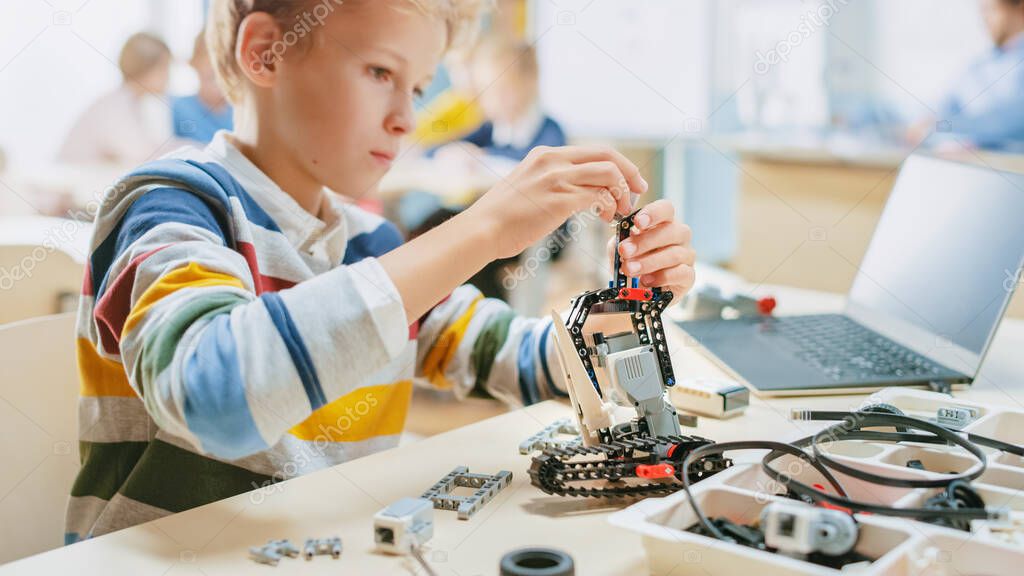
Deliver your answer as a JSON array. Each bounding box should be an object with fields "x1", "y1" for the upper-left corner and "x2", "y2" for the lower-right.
[
  {"x1": 518, "y1": 328, "x2": 541, "y2": 405},
  {"x1": 261, "y1": 292, "x2": 327, "y2": 410},
  {"x1": 538, "y1": 322, "x2": 568, "y2": 398},
  {"x1": 91, "y1": 186, "x2": 229, "y2": 301},
  {"x1": 342, "y1": 220, "x2": 404, "y2": 264},
  {"x1": 91, "y1": 158, "x2": 285, "y2": 300},
  {"x1": 183, "y1": 314, "x2": 268, "y2": 459}
]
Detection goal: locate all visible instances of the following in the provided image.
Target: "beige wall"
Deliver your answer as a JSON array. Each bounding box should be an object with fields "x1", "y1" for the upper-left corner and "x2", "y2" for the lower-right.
[{"x1": 729, "y1": 156, "x2": 1024, "y2": 319}]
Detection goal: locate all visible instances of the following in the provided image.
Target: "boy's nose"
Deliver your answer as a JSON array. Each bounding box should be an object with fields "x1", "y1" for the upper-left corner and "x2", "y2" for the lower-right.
[{"x1": 384, "y1": 100, "x2": 414, "y2": 136}]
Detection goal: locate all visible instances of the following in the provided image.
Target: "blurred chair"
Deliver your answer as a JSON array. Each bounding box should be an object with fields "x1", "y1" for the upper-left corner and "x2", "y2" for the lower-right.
[
  {"x1": 0, "y1": 245, "x2": 83, "y2": 324},
  {"x1": 0, "y1": 313, "x2": 79, "y2": 563},
  {"x1": 0, "y1": 216, "x2": 91, "y2": 324}
]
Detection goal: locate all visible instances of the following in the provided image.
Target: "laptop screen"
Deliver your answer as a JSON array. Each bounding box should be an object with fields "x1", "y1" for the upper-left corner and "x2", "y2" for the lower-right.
[{"x1": 848, "y1": 155, "x2": 1024, "y2": 373}]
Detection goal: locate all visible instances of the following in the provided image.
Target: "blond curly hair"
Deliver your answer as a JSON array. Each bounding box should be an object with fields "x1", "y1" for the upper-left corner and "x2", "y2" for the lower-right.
[{"x1": 207, "y1": 0, "x2": 487, "y2": 104}]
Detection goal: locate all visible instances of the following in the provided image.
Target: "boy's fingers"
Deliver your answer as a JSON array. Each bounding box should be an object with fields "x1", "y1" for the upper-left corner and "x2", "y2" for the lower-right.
[
  {"x1": 620, "y1": 244, "x2": 694, "y2": 276},
  {"x1": 631, "y1": 199, "x2": 675, "y2": 231},
  {"x1": 618, "y1": 221, "x2": 692, "y2": 259},
  {"x1": 567, "y1": 185, "x2": 617, "y2": 222},
  {"x1": 560, "y1": 162, "x2": 632, "y2": 215},
  {"x1": 557, "y1": 146, "x2": 647, "y2": 195},
  {"x1": 639, "y1": 265, "x2": 696, "y2": 293}
]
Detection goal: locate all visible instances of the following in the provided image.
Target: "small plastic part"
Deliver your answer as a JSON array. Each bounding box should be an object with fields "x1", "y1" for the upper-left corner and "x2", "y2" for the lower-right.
[
  {"x1": 248, "y1": 539, "x2": 300, "y2": 565},
  {"x1": 675, "y1": 378, "x2": 749, "y2": 419},
  {"x1": 303, "y1": 537, "x2": 342, "y2": 560},
  {"x1": 500, "y1": 547, "x2": 575, "y2": 576},
  {"x1": 935, "y1": 405, "x2": 978, "y2": 430},
  {"x1": 685, "y1": 285, "x2": 776, "y2": 320},
  {"x1": 421, "y1": 466, "x2": 512, "y2": 520},
  {"x1": 760, "y1": 501, "x2": 858, "y2": 557},
  {"x1": 373, "y1": 497, "x2": 435, "y2": 555},
  {"x1": 617, "y1": 287, "x2": 653, "y2": 301},
  {"x1": 635, "y1": 463, "x2": 675, "y2": 479},
  {"x1": 519, "y1": 418, "x2": 581, "y2": 455},
  {"x1": 248, "y1": 546, "x2": 281, "y2": 566}
]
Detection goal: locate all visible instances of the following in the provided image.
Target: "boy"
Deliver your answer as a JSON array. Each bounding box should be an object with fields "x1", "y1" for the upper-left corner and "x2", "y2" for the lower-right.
[{"x1": 67, "y1": 0, "x2": 696, "y2": 543}]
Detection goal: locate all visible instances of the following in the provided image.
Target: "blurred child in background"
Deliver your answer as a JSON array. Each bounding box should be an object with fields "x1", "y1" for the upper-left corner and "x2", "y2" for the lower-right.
[
  {"x1": 419, "y1": 38, "x2": 568, "y2": 302},
  {"x1": 173, "y1": 29, "x2": 233, "y2": 144},
  {"x1": 432, "y1": 37, "x2": 565, "y2": 164}
]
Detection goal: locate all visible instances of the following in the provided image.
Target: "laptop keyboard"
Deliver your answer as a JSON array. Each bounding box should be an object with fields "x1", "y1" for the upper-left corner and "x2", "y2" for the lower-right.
[{"x1": 773, "y1": 315, "x2": 946, "y2": 382}]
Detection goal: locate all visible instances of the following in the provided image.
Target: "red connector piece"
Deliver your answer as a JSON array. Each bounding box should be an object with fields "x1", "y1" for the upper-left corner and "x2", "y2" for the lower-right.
[
  {"x1": 757, "y1": 296, "x2": 777, "y2": 315},
  {"x1": 618, "y1": 287, "x2": 653, "y2": 301},
  {"x1": 636, "y1": 463, "x2": 675, "y2": 479}
]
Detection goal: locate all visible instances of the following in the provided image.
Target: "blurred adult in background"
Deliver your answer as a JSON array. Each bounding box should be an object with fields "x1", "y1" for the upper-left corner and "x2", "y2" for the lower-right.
[
  {"x1": 172, "y1": 29, "x2": 232, "y2": 144},
  {"x1": 58, "y1": 32, "x2": 178, "y2": 166},
  {"x1": 908, "y1": 0, "x2": 1024, "y2": 150}
]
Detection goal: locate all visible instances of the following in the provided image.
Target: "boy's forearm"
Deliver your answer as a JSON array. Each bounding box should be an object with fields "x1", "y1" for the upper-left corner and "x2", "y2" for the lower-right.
[{"x1": 379, "y1": 207, "x2": 498, "y2": 322}]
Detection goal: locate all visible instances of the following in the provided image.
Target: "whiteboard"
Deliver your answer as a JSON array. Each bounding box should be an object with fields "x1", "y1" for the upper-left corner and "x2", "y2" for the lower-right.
[{"x1": 532, "y1": 0, "x2": 712, "y2": 139}]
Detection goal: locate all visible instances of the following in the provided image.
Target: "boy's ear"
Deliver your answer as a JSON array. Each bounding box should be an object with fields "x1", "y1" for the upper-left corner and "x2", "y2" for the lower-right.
[{"x1": 235, "y1": 12, "x2": 283, "y2": 89}]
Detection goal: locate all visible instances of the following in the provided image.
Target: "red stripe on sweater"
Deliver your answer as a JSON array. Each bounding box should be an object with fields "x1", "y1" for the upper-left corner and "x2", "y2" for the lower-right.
[
  {"x1": 94, "y1": 245, "x2": 172, "y2": 354},
  {"x1": 82, "y1": 261, "x2": 93, "y2": 296},
  {"x1": 236, "y1": 241, "x2": 263, "y2": 294}
]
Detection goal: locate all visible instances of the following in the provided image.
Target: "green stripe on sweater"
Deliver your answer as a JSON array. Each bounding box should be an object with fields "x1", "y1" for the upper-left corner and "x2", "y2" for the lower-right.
[
  {"x1": 136, "y1": 291, "x2": 245, "y2": 385},
  {"x1": 118, "y1": 439, "x2": 274, "y2": 513},
  {"x1": 134, "y1": 292, "x2": 244, "y2": 427},
  {"x1": 72, "y1": 440, "x2": 276, "y2": 512},
  {"x1": 471, "y1": 309, "x2": 516, "y2": 391},
  {"x1": 71, "y1": 441, "x2": 149, "y2": 501}
]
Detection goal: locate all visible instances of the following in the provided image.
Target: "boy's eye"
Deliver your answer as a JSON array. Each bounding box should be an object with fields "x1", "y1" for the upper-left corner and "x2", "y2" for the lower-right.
[
  {"x1": 413, "y1": 86, "x2": 425, "y2": 100},
  {"x1": 370, "y1": 66, "x2": 391, "y2": 82}
]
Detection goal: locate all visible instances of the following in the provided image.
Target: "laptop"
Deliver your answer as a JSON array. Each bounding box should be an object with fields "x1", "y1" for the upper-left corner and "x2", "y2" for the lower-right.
[{"x1": 678, "y1": 154, "x2": 1024, "y2": 396}]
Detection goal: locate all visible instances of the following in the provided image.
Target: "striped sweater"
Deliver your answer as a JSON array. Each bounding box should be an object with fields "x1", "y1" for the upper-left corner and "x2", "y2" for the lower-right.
[{"x1": 67, "y1": 132, "x2": 565, "y2": 543}]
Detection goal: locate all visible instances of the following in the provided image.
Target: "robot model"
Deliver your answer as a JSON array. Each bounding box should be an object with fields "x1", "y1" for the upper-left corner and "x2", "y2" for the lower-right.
[{"x1": 529, "y1": 209, "x2": 732, "y2": 498}]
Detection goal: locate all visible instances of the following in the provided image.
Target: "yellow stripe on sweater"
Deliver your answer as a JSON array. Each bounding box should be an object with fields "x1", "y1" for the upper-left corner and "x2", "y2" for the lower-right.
[
  {"x1": 122, "y1": 262, "x2": 245, "y2": 338},
  {"x1": 420, "y1": 294, "x2": 482, "y2": 390},
  {"x1": 77, "y1": 338, "x2": 136, "y2": 397},
  {"x1": 288, "y1": 380, "x2": 413, "y2": 442}
]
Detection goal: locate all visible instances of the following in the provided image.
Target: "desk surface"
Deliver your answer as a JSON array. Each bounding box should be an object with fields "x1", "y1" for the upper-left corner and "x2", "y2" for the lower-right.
[{"x1": 5, "y1": 287, "x2": 1024, "y2": 575}]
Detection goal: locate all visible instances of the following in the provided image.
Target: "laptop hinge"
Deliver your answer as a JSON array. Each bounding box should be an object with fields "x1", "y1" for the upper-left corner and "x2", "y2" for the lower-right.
[{"x1": 927, "y1": 380, "x2": 953, "y2": 396}]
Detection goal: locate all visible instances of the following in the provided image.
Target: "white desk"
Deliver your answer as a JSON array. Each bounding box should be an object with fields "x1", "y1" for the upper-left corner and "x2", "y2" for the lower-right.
[
  {"x1": 3, "y1": 286, "x2": 1023, "y2": 575},
  {"x1": 0, "y1": 216, "x2": 93, "y2": 263}
]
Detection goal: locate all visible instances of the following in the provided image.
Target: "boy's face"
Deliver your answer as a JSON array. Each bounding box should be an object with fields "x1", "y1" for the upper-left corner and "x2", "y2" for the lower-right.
[{"x1": 271, "y1": 0, "x2": 445, "y2": 198}]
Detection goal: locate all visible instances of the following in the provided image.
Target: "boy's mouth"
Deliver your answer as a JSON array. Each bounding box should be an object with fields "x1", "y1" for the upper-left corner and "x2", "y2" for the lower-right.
[{"x1": 370, "y1": 150, "x2": 395, "y2": 165}]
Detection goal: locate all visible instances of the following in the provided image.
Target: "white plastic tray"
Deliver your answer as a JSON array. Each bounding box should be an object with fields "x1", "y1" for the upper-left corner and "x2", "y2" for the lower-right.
[{"x1": 609, "y1": 388, "x2": 1024, "y2": 575}]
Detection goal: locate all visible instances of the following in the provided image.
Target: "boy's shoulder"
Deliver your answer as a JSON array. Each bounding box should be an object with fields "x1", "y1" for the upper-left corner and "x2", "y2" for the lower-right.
[{"x1": 327, "y1": 195, "x2": 405, "y2": 263}]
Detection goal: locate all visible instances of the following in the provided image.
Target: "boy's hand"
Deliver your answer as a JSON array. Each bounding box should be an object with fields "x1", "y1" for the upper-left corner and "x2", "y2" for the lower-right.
[
  {"x1": 469, "y1": 146, "x2": 645, "y2": 259},
  {"x1": 609, "y1": 199, "x2": 696, "y2": 303}
]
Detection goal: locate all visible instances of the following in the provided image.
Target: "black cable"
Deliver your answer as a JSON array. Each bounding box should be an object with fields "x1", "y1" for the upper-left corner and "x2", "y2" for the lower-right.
[
  {"x1": 679, "y1": 409, "x2": 1009, "y2": 554},
  {"x1": 808, "y1": 413, "x2": 987, "y2": 489},
  {"x1": 759, "y1": 411, "x2": 1002, "y2": 522},
  {"x1": 799, "y1": 408, "x2": 1024, "y2": 457},
  {"x1": 680, "y1": 440, "x2": 849, "y2": 545}
]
